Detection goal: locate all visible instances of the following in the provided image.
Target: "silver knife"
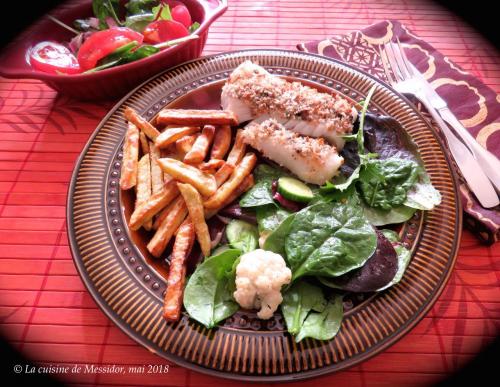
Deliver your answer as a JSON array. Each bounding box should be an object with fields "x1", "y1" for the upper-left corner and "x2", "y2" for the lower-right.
[
  {"x1": 408, "y1": 62, "x2": 500, "y2": 193},
  {"x1": 422, "y1": 102, "x2": 499, "y2": 208},
  {"x1": 396, "y1": 68, "x2": 499, "y2": 207}
]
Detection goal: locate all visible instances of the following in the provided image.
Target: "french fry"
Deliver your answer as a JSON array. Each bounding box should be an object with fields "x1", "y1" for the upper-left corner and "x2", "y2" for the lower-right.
[
  {"x1": 124, "y1": 107, "x2": 161, "y2": 141},
  {"x1": 159, "y1": 144, "x2": 183, "y2": 171},
  {"x1": 226, "y1": 129, "x2": 246, "y2": 166},
  {"x1": 120, "y1": 122, "x2": 140, "y2": 190},
  {"x1": 214, "y1": 162, "x2": 235, "y2": 187},
  {"x1": 152, "y1": 186, "x2": 180, "y2": 230},
  {"x1": 210, "y1": 125, "x2": 231, "y2": 160},
  {"x1": 156, "y1": 109, "x2": 238, "y2": 126},
  {"x1": 163, "y1": 220, "x2": 195, "y2": 322},
  {"x1": 183, "y1": 125, "x2": 215, "y2": 164},
  {"x1": 224, "y1": 173, "x2": 254, "y2": 205},
  {"x1": 204, "y1": 153, "x2": 257, "y2": 209},
  {"x1": 129, "y1": 180, "x2": 179, "y2": 230},
  {"x1": 153, "y1": 205, "x2": 169, "y2": 230},
  {"x1": 205, "y1": 174, "x2": 254, "y2": 218},
  {"x1": 198, "y1": 159, "x2": 226, "y2": 171},
  {"x1": 149, "y1": 144, "x2": 164, "y2": 195},
  {"x1": 175, "y1": 134, "x2": 197, "y2": 157},
  {"x1": 155, "y1": 126, "x2": 199, "y2": 149},
  {"x1": 157, "y1": 158, "x2": 217, "y2": 197},
  {"x1": 139, "y1": 132, "x2": 150, "y2": 155},
  {"x1": 175, "y1": 217, "x2": 192, "y2": 234},
  {"x1": 136, "y1": 155, "x2": 152, "y2": 230},
  {"x1": 177, "y1": 183, "x2": 211, "y2": 257},
  {"x1": 147, "y1": 196, "x2": 188, "y2": 258}
]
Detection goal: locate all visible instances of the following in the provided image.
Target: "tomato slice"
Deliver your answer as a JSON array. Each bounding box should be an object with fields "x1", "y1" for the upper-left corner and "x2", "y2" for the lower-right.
[
  {"x1": 77, "y1": 27, "x2": 144, "y2": 71},
  {"x1": 142, "y1": 20, "x2": 189, "y2": 44},
  {"x1": 163, "y1": 0, "x2": 184, "y2": 9},
  {"x1": 171, "y1": 5, "x2": 192, "y2": 28},
  {"x1": 30, "y1": 41, "x2": 81, "y2": 75}
]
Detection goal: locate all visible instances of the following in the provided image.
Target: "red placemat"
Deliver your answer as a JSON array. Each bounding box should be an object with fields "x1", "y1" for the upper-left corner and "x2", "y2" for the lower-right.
[{"x1": 1, "y1": 1, "x2": 499, "y2": 386}]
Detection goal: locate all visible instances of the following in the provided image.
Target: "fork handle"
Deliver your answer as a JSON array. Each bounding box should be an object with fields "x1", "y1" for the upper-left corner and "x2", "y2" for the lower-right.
[
  {"x1": 416, "y1": 93, "x2": 499, "y2": 208},
  {"x1": 438, "y1": 108, "x2": 500, "y2": 192}
]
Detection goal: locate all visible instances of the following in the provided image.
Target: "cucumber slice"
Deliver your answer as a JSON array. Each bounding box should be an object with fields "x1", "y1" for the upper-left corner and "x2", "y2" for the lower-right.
[{"x1": 277, "y1": 177, "x2": 314, "y2": 203}]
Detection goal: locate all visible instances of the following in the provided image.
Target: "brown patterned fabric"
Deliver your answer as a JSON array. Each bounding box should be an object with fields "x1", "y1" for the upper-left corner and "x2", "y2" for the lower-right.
[{"x1": 298, "y1": 20, "x2": 500, "y2": 245}]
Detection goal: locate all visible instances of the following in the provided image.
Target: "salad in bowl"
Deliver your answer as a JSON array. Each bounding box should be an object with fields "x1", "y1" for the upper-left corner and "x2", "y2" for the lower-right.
[
  {"x1": 0, "y1": 0, "x2": 227, "y2": 99},
  {"x1": 30, "y1": 0, "x2": 201, "y2": 74}
]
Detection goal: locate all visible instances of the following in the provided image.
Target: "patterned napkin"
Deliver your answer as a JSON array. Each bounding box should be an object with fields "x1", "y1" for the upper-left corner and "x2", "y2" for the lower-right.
[{"x1": 297, "y1": 20, "x2": 500, "y2": 245}]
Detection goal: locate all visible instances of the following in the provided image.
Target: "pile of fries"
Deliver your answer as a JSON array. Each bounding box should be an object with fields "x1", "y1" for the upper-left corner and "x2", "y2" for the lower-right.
[{"x1": 120, "y1": 107, "x2": 256, "y2": 322}]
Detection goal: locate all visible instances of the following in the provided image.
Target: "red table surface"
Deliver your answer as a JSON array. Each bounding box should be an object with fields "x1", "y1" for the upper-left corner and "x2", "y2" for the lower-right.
[{"x1": 1, "y1": 0, "x2": 499, "y2": 386}]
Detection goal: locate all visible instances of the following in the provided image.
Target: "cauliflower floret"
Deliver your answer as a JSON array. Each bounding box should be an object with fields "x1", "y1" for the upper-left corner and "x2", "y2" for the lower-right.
[{"x1": 233, "y1": 249, "x2": 292, "y2": 319}]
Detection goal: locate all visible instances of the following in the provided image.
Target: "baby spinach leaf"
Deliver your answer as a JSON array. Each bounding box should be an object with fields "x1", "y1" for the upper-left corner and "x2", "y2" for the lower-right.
[
  {"x1": 404, "y1": 171, "x2": 441, "y2": 210},
  {"x1": 125, "y1": 0, "x2": 157, "y2": 15},
  {"x1": 183, "y1": 249, "x2": 241, "y2": 328},
  {"x1": 317, "y1": 230, "x2": 398, "y2": 292},
  {"x1": 281, "y1": 281, "x2": 343, "y2": 342},
  {"x1": 318, "y1": 184, "x2": 357, "y2": 203},
  {"x1": 363, "y1": 114, "x2": 441, "y2": 211},
  {"x1": 362, "y1": 202, "x2": 416, "y2": 226},
  {"x1": 281, "y1": 281, "x2": 327, "y2": 336},
  {"x1": 256, "y1": 205, "x2": 291, "y2": 234},
  {"x1": 286, "y1": 198, "x2": 377, "y2": 281},
  {"x1": 358, "y1": 158, "x2": 419, "y2": 210},
  {"x1": 262, "y1": 213, "x2": 296, "y2": 256},
  {"x1": 295, "y1": 295, "x2": 343, "y2": 342},
  {"x1": 377, "y1": 243, "x2": 411, "y2": 291},
  {"x1": 124, "y1": 13, "x2": 154, "y2": 31},
  {"x1": 239, "y1": 183, "x2": 274, "y2": 207},
  {"x1": 226, "y1": 220, "x2": 258, "y2": 254},
  {"x1": 211, "y1": 244, "x2": 230, "y2": 256},
  {"x1": 123, "y1": 0, "x2": 159, "y2": 31},
  {"x1": 240, "y1": 164, "x2": 286, "y2": 208}
]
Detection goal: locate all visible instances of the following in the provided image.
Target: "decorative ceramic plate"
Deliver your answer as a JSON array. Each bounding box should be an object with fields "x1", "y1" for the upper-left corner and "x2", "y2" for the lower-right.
[{"x1": 67, "y1": 49, "x2": 461, "y2": 381}]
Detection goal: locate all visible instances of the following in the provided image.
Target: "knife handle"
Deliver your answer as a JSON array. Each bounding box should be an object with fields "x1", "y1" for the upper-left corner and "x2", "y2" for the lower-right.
[
  {"x1": 417, "y1": 94, "x2": 499, "y2": 208},
  {"x1": 438, "y1": 108, "x2": 500, "y2": 192}
]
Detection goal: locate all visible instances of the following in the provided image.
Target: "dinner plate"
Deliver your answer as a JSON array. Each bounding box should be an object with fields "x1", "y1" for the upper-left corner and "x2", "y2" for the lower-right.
[{"x1": 67, "y1": 49, "x2": 461, "y2": 381}]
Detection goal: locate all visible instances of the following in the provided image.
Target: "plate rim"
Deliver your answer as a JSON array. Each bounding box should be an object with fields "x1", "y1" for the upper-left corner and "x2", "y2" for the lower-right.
[{"x1": 67, "y1": 48, "x2": 462, "y2": 382}]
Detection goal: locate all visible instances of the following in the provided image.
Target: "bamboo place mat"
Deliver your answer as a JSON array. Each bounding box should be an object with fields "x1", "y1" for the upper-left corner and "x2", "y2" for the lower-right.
[{"x1": 1, "y1": 0, "x2": 499, "y2": 386}]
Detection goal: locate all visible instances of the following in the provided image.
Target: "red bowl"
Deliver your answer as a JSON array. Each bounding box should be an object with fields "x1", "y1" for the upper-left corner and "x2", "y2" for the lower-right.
[{"x1": 0, "y1": 0, "x2": 227, "y2": 100}]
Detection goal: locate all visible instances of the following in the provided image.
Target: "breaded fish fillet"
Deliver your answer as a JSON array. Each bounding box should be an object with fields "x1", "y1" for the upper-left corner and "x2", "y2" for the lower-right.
[
  {"x1": 242, "y1": 119, "x2": 343, "y2": 185},
  {"x1": 221, "y1": 61, "x2": 358, "y2": 149}
]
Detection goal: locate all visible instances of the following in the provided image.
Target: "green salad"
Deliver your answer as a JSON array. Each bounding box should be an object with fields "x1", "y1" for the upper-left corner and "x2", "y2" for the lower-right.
[{"x1": 182, "y1": 85, "x2": 441, "y2": 342}]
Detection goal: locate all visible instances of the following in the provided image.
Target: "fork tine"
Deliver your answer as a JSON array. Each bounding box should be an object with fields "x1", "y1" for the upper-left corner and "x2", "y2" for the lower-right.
[
  {"x1": 383, "y1": 42, "x2": 404, "y2": 82},
  {"x1": 382, "y1": 43, "x2": 401, "y2": 83},
  {"x1": 395, "y1": 37, "x2": 415, "y2": 76},
  {"x1": 390, "y1": 40, "x2": 412, "y2": 80},
  {"x1": 378, "y1": 46, "x2": 396, "y2": 85}
]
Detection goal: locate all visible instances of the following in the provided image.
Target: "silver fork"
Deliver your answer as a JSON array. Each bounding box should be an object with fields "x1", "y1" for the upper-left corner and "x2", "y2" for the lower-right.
[
  {"x1": 379, "y1": 40, "x2": 499, "y2": 208},
  {"x1": 395, "y1": 39, "x2": 500, "y2": 193}
]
